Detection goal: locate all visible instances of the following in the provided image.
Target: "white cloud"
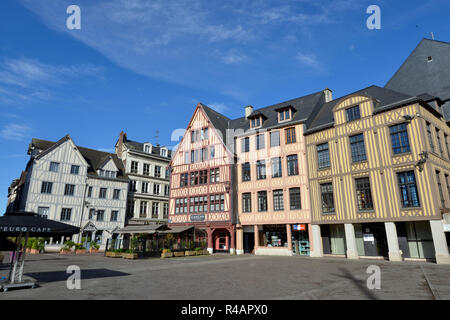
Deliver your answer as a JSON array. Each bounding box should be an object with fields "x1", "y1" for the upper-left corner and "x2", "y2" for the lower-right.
[
  {"x1": 1, "y1": 124, "x2": 31, "y2": 141},
  {"x1": 295, "y1": 52, "x2": 323, "y2": 71},
  {"x1": 209, "y1": 103, "x2": 230, "y2": 114}
]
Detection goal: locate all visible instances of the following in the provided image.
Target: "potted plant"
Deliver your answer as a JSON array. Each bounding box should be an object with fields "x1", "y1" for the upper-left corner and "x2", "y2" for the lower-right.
[
  {"x1": 123, "y1": 249, "x2": 138, "y2": 259},
  {"x1": 74, "y1": 243, "x2": 86, "y2": 254},
  {"x1": 106, "y1": 249, "x2": 123, "y2": 258},
  {"x1": 174, "y1": 250, "x2": 185, "y2": 257},
  {"x1": 89, "y1": 241, "x2": 100, "y2": 254},
  {"x1": 26, "y1": 238, "x2": 35, "y2": 253},
  {"x1": 194, "y1": 247, "x2": 203, "y2": 256},
  {"x1": 60, "y1": 241, "x2": 75, "y2": 254},
  {"x1": 161, "y1": 248, "x2": 173, "y2": 258},
  {"x1": 30, "y1": 238, "x2": 41, "y2": 254}
]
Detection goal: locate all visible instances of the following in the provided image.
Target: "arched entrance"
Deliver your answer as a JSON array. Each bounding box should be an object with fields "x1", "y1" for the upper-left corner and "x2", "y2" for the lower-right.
[{"x1": 213, "y1": 228, "x2": 230, "y2": 253}]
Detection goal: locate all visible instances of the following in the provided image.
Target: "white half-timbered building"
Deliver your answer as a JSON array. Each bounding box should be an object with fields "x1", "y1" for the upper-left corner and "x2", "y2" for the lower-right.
[{"x1": 16, "y1": 135, "x2": 129, "y2": 248}]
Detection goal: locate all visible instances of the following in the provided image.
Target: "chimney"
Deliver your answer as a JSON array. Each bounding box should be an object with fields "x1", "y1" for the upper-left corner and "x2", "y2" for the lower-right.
[
  {"x1": 324, "y1": 88, "x2": 333, "y2": 103},
  {"x1": 116, "y1": 131, "x2": 126, "y2": 159},
  {"x1": 245, "y1": 105, "x2": 254, "y2": 118}
]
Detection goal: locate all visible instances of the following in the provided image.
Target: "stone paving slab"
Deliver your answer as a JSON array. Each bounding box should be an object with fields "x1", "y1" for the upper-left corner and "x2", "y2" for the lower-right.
[{"x1": 0, "y1": 254, "x2": 449, "y2": 300}]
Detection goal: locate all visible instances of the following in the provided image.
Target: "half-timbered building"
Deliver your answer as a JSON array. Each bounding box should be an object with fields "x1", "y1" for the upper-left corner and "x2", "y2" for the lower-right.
[{"x1": 169, "y1": 104, "x2": 236, "y2": 253}]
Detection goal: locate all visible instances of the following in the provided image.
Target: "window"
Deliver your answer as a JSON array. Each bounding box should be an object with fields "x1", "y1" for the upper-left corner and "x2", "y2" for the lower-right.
[
  {"x1": 285, "y1": 127, "x2": 296, "y2": 144},
  {"x1": 397, "y1": 171, "x2": 420, "y2": 208},
  {"x1": 256, "y1": 134, "x2": 265, "y2": 150},
  {"x1": 199, "y1": 170, "x2": 208, "y2": 185},
  {"x1": 163, "y1": 203, "x2": 169, "y2": 219},
  {"x1": 289, "y1": 188, "x2": 301, "y2": 210},
  {"x1": 89, "y1": 208, "x2": 95, "y2": 220},
  {"x1": 242, "y1": 162, "x2": 251, "y2": 182},
  {"x1": 349, "y1": 133, "x2": 367, "y2": 162},
  {"x1": 426, "y1": 122, "x2": 435, "y2": 152},
  {"x1": 190, "y1": 171, "x2": 199, "y2": 186},
  {"x1": 287, "y1": 155, "x2": 299, "y2": 176},
  {"x1": 210, "y1": 168, "x2": 220, "y2": 183},
  {"x1": 257, "y1": 191, "x2": 268, "y2": 212},
  {"x1": 273, "y1": 190, "x2": 284, "y2": 211},
  {"x1": 160, "y1": 148, "x2": 168, "y2": 157},
  {"x1": 87, "y1": 186, "x2": 92, "y2": 198},
  {"x1": 271, "y1": 157, "x2": 282, "y2": 178},
  {"x1": 141, "y1": 182, "x2": 149, "y2": 194},
  {"x1": 317, "y1": 143, "x2": 330, "y2": 169},
  {"x1": 242, "y1": 193, "x2": 252, "y2": 213},
  {"x1": 126, "y1": 201, "x2": 135, "y2": 218},
  {"x1": 279, "y1": 109, "x2": 291, "y2": 122},
  {"x1": 99, "y1": 188, "x2": 107, "y2": 199},
  {"x1": 154, "y1": 166, "x2": 161, "y2": 178},
  {"x1": 49, "y1": 162, "x2": 59, "y2": 172},
  {"x1": 210, "y1": 194, "x2": 224, "y2": 212},
  {"x1": 446, "y1": 174, "x2": 450, "y2": 199},
  {"x1": 70, "y1": 165, "x2": 80, "y2": 175},
  {"x1": 111, "y1": 210, "x2": 118, "y2": 222},
  {"x1": 185, "y1": 152, "x2": 190, "y2": 164},
  {"x1": 436, "y1": 128, "x2": 443, "y2": 155},
  {"x1": 37, "y1": 207, "x2": 49, "y2": 219},
  {"x1": 355, "y1": 177, "x2": 373, "y2": 210},
  {"x1": 251, "y1": 117, "x2": 262, "y2": 128},
  {"x1": 131, "y1": 161, "x2": 139, "y2": 174},
  {"x1": 210, "y1": 146, "x2": 215, "y2": 159},
  {"x1": 390, "y1": 123, "x2": 410, "y2": 154},
  {"x1": 152, "y1": 202, "x2": 159, "y2": 218},
  {"x1": 256, "y1": 160, "x2": 266, "y2": 180},
  {"x1": 346, "y1": 105, "x2": 361, "y2": 122},
  {"x1": 113, "y1": 189, "x2": 120, "y2": 200},
  {"x1": 140, "y1": 201, "x2": 148, "y2": 218},
  {"x1": 175, "y1": 198, "x2": 188, "y2": 214},
  {"x1": 242, "y1": 137, "x2": 250, "y2": 153},
  {"x1": 143, "y1": 163, "x2": 150, "y2": 176},
  {"x1": 164, "y1": 185, "x2": 170, "y2": 196},
  {"x1": 60, "y1": 208, "x2": 71, "y2": 221},
  {"x1": 96, "y1": 210, "x2": 104, "y2": 221},
  {"x1": 129, "y1": 180, "x2": 137, "y2": 192},
  {"x1": 445, "y1": 134, "x2": 450, "y2": 159},
  {"x1": 270, "y1": 131, "x2": 280, "y2": 147},
  {"x1": 64, "y1": 184, "x2": 75, "y2": 196},
  {"x1": 180, "y1": 173, "x2": 189, "y2": 187},
  {"x1": 165, "y1": 167, "x2": 170, "y2": 179},
  {"x1": 320, "y1": 183, "x2": 335, "y2": 214},
  {"x1": 153, "y1": 184, "x2": 161, "y2": 195},
  {"x1": 201, "y1": 148, "x2": 208, "y2": 162},
  {"x1": 144, "y1": 144, "x2": 152, "y2": 153},
  {"x1": 41, "y1": 181, "x2": 53, "y2": 194},
  {"x1": 436, "y1": 171, "x2": 445, "y2": 208}
]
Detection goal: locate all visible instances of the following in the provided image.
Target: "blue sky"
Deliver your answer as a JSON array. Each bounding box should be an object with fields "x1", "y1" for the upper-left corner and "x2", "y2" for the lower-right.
[{"x1": 1, "y1": 0, "x2": 450, "y2": 213}]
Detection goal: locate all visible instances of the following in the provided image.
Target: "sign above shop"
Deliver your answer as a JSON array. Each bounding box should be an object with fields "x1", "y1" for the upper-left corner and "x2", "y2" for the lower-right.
[
  {"x1": 293, "y1": 224, "x2": 306, "y2": 231},
  {"x1": 190, "y1": 214, "x2": 205, "y2": 222}
]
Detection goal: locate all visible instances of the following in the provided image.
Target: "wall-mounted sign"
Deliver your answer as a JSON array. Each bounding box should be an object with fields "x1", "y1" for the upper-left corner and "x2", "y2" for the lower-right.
[
  {"x1": 363, "y1": 233, "x2": 375, "y2": 242},
  {"x1": 190, "y1": 214, "x2": 205, "y2": 222},
  {"x1": 293, "y1": 224, "x2": 306, "y2": 231}
]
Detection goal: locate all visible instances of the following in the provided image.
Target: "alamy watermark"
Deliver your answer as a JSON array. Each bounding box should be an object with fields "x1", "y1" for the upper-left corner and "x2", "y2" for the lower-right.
[
  {"x1": 66, "y1": 5, "x2": 81, "y2": 30},
  {"x1": 366, "y1": 265, "x2": 381, "y2": 290},
  {"x1": 367, "y1": 5, "x2": 381, "y2": 30},
  {"x1": 66, "y1": 265, "x2": 81, "y2": 290}
]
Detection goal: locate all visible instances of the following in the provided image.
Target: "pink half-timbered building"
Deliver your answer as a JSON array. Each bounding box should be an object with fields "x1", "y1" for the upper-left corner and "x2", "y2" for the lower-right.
[{"x1": 168, "y1": 103, "x2": 236, "y2": 253}]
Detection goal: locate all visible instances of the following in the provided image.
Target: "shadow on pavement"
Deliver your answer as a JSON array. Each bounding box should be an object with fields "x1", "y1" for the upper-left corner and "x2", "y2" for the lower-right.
[
  {"x1": 333, "y1": 268, "x2": 378, "y2": 300},
  {"x1": 25, "y1": 269, "x2": 131, "y2": 283}
]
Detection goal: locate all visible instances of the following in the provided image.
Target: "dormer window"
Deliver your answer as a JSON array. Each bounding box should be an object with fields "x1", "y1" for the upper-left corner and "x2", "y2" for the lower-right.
[
  {"x1": 278, "y1": 109, "x2": 291, "y2": 122},
  {"x1": 160, "y1": 147, "x2": 168, "y2": 157},
  {"x1": 346, "y1": 105, "x2": 361, "y2": 122},
  {"x1": 250, "y1": 116, "x2": 262, "y2": 129},
  {"x1": 144, "y1": 143, "x2": 152, "y2": 154}
]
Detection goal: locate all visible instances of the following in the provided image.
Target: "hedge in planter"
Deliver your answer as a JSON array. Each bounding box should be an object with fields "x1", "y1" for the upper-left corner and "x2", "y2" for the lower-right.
[{"x1": 161, "y1": 249, "x2": 173, "y2": 258}]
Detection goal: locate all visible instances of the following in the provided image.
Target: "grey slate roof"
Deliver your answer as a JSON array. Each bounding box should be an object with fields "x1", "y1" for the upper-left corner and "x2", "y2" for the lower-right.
[
  {"x1": 304, "y1": 85, "x2": 439, "y2": 135},
  {"x1": 29, "y1": 136, "x2": 128, "y2": 180},
  {"x1": 385, "y1": 38, "x2": 450, "y2": 119},
  {"x1": 123, "y1": 137, "x2": 172, "y2": 159}
]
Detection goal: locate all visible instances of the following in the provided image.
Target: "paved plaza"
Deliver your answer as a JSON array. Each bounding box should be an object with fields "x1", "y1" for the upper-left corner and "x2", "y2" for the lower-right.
[{"x1": 0, "y1": 254, "x2": 449, "y2": 300}]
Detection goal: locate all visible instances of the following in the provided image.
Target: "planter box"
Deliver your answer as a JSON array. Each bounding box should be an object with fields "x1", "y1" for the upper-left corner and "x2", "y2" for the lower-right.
[
  {"x1": 185, "y1": 250, "x2": 196, "y2": 256},
  {"x1": 173, "y1": 251, "x2": 185, "y2": 257},
  {"x1": 202, "y1": 249, "x2": 209, "y2": 255},
  {"x1": 195, "y1": 250, "x2": 203, "y2": 256},
  {"x1": 89, "y1": 249, "x2": 100, "y2": 254},
  {"x1": 105, "y1": 251, "x2": 123, "y2": 258},
  {"x1": 75, "y1": 249, "x2": 87, "y2": 255},
  {"x1": 29, "y1": 249, "x2": 41, "y2": 254},
  {"x1": 60, "y1": 250, "x2": 73, "y2": 255},
  {"x1": 122, "y1": 253, "x2": 138, "y2": 259},
  {"x1": 161, "y1": 252, "x2": 173, "y2": 258}
]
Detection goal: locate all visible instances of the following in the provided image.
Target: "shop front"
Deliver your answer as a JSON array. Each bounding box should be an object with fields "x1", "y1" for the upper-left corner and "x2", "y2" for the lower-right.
[
  {"x1": 354, "y1": 223, "x2": 388, "y2": 258},
  {"x1": 321, "y1": 224, "x2": 346, "y2": 256},
  {"x1": 397, "y1": 221, "x2": 435, "y2": 260},
  {"x1": 291, "y1": 224, "x2": 310, "y2": 256},
  {"x1": 253, "y1": 224, "x2": 293, "y2": 256},
  {"x1": 213, "y1": 228, "x2": 230, "y2": 252}
]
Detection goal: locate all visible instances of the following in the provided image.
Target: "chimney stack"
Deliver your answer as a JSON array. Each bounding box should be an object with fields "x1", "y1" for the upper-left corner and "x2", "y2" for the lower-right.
[
  {"x1": 324, "y1": 88, "x2": 333, "y2": 103},
  {"x1": 245, "y1": 105, "x2": 254, "y2": 118},
  {"x1": 116, "y1": 131, "x2": 127, "y2": 159}
]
